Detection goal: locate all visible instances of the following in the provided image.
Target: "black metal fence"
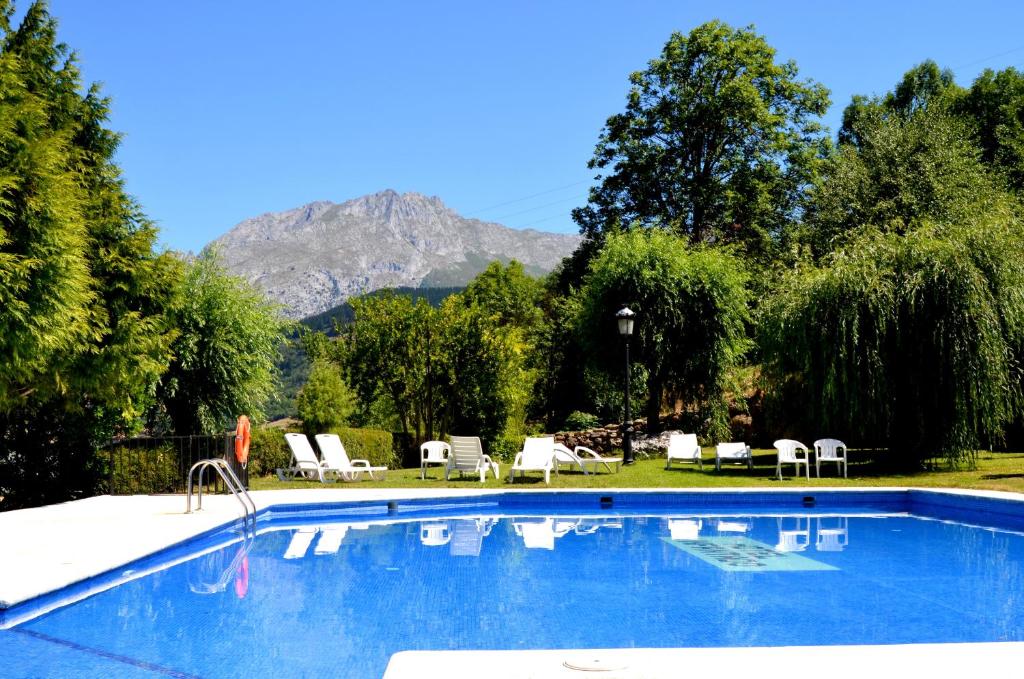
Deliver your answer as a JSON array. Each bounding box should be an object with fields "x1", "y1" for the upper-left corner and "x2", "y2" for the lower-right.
[{"x1": 100, "y1": 433, "x2": 249, "y2": 495}]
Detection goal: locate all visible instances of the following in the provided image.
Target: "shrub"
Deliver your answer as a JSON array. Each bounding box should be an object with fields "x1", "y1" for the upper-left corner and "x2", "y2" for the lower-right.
[
  {"x1": 104, "y1": 444, "x2": 179, "y2": 495},
  {"x1": 331, "y1": 427, "x2": 396, "y2": 469},
  {"x1": 248, "y1": 426, "x2": 294, "y2": 477},
  {"x1": 296, "y1": 360, "x2": 356, "y2": 435},
  {"x1": 486, "y1": 433, "x2": 523, "y2": 464},
  {"x1": 563, "y1": 411, "x2": 600, "y2": 431}
]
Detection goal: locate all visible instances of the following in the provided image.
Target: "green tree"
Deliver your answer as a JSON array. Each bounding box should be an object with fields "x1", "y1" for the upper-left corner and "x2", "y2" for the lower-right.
[
  {"x1": 573, "y1": 21, "x2": 830, "y2": 265},
  {"x1": 462, "y1": 260, "x2": 542, "y2": 328},
  {"x1": 0, "y1": 1, "x2": 181, "y2": 508},
  {"x1": 296, "y1": 360, "x2": 356, "y2": 435},
  {"x1": 337, "y1": 293, "x2": 432, "y2": 439},
  {"x1": 958, "y1": 67, "x2": 1024, "y2": 191},
  {"x1": 156, "y1": 250, "x2": 286, "y2": 435},
  {"x1": 577, "y1": 230, "x2": 751, "y2": 437},
  {"x1": 761, "y1": 217, "x2": 1024, "y2": 467},
  {"x1": 806, "y1": 106, "x2": 1004, "y2": 256},
  {"x1": 839, "y1": 60, "x2": 963, "y2": 147}
]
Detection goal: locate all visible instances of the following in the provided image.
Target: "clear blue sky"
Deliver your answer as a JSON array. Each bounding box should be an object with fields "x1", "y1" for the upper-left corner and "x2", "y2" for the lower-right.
[{"x1": 37, "y1": 0, "x2": 1024, "y2": 252}]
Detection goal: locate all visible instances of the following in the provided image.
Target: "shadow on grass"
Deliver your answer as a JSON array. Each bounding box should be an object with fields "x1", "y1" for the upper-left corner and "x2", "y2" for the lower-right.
[{"x1": 981, "y1": 473, "x2": 1024, "y2": 480}]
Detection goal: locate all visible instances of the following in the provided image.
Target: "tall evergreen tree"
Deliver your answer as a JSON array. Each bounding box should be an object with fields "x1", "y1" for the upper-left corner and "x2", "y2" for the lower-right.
[{"x1": 0, "y1": 1, "x2": 180, "y2": 508}]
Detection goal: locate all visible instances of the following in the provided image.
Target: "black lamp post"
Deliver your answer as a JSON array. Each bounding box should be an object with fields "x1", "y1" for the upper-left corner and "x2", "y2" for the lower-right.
[{"x1": 616, "y1": 306, "x2": 635, "y2": 465}]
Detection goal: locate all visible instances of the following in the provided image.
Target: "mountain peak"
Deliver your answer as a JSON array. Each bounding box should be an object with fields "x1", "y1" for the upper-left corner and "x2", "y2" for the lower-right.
[{"x1": 209, "y1": 191, "x2": 581, "y2": 318}]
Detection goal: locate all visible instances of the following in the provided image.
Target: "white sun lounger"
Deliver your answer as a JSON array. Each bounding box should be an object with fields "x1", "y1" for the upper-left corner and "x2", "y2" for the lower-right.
[
  {"x1": 284, "y1": 527, "x2": 317, "y2": 559},
  {"x1": 509, "y1": 436, "x2": 556, "y2": 484},
  {"x1": 314, "y1": 433, "x2": 387, "y2": 481},
  {"x1": 666, "y1": 433, "x2": 703, "y2": 470},
  {"x1": 514, "y1": 517, "x2": 572, "y2": 550},
  {"x1": 447, "y1": 436, "x2": 500, "y2": 482},
  {"x1": 668, "y1": 518, "x2": 702, "y2": 540},
  {"x1": 715, "y1": 442, "x2": 753, "y2": 471},
  {"x1": 449, "y1": 518, "x2": 495, "y2": 557},
  {"x1": 554, "y1": 443, "x2": 622, "y2": 474},
  {"x1": 314, "y1": 525, "x2": 349, "y2": 555},
  {"x1": 279, "y1": 433, "x2": 334, "y2": 483}
]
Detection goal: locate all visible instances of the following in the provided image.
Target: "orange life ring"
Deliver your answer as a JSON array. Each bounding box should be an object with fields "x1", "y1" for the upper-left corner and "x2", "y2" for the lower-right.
[{"x1": 234, "y1": 415, "x2": 251, "y2": 467}]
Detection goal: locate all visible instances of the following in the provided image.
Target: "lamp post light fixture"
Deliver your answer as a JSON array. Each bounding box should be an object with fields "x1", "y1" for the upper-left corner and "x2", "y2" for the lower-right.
[{"x1": 616, "y1": 306, "x2": 636, "y2": 465}]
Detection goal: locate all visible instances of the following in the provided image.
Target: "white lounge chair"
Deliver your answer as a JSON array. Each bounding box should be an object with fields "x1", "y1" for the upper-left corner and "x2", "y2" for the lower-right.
[
  {"x1": 665, "y1": 433, "x2": 703, "y2": 470},
  {"x1": 816, "y1": 517, "x2": 848, "y2": 552},
  {"x1": 514, "y1": 517, "x2": 572, "y2": 550},
  {"x1": 814, "y1": 438, "x2": 848, "y2": 478},
  {"x1": 509, "y1": 436, "x2": 556, "y2": 484},
  {"x1": 553, "y1": 443, "x2": 621, "y2": 474},
  {"x1": 314, "y1": 525, "x2": 349, "y2": 555},
  {"x1": 668, "y1": 518, "x2": 702, "y2": 540},
  {"x1": 420, "y1": 440, "x2": 450, "y2": 479},
  {"x1": 419, "y1": 521, "x2": 451, "y2": 547},
  {"x1": 715, "y1": 442, "x2": 753, "y2": 471},
  {"x1": 774, "y1": 438, "x2": 810, "y2": 479},
  {"x1": 284, "y1": 527, "x2": 317, "y2": 559},
  {"x1": 775, "y1": 517, "x2": 810, "y2": 552},
  {"x1": 447, "y1": 436, "x2": 500, "y2": 482},
  {"x1": 715, "y1": 518, "x2": 751, "y2": 534},
  {"x1": 314, "y1": 433, "x2": 388, "y2": 481},
  {"x1": 279, "y1": 433, "x2": 334, "y2": 483},
  {"x1": 449, "y1": 518, "x2": 495, "y2": 557}
]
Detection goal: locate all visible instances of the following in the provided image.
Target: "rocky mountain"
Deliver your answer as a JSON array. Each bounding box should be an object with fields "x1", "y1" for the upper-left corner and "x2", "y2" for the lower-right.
[{"x1": 209, "y1": 190, "x2": 582, "y2": 318}]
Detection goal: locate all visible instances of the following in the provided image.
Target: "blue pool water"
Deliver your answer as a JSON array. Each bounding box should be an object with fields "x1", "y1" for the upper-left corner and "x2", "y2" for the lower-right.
[{"x1": 3, "y1": 492, "x2": 1024, "y2": 677}]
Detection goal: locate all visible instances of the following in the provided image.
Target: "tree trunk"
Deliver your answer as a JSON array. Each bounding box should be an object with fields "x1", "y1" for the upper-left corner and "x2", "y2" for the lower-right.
[{"x1": 646, "y1": 371, "x2": 663, "y2": 434}]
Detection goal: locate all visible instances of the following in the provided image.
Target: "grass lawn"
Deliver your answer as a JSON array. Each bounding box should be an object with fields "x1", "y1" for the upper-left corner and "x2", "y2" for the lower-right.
[{"x1": 249, "y1": 449, "x2": 1024, "y2": 494}]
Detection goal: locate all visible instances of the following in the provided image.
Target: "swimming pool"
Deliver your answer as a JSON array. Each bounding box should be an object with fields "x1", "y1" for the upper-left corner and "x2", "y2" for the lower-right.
[{"x1": 3, "y1": 490, "x2": 1024, "y2": 677}]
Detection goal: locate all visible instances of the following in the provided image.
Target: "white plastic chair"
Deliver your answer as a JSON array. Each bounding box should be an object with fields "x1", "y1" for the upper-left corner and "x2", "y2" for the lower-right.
[
  {"x1": 314, "y1": 434, "x2": 388, "y2": 481},
  {"x1": 420, "y1": 440, "x2": 451, "y2": 479},
  {"x1": 666, "y1": 433, "x2": 703, "y2": 470},
  {"x1": 447, "y1": 436, "x2": 500, "y2": 482},
  {"x1": 775, "y1": 517, "x2": 810, "y2": 552},
  {"x1": 816, "y1": 517, "x2": 849, "y2": 552},
  {"x1": 508, "y1": 436, "x2": 556, "y2": 484},
  {"x1": 553, "y1": 442, "x2": 621, "y2": 474},
  {"x1": 715, "y1": 442, "x2": 753, "y2": 471},
  {"x1": 419, "y1": 522, "x2": 451, "y2": 547},
  {"x1": 814, "y1": 438, "x2": 848, "y2": 478},
  {"x1": 774, "y1": 439, "x2": 810, "y2": 479}
]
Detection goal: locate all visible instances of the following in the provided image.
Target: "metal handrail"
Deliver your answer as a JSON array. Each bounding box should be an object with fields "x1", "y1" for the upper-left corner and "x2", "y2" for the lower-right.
[{"x1": 186, "y1": 458, "x2": 256, "y2": 535}]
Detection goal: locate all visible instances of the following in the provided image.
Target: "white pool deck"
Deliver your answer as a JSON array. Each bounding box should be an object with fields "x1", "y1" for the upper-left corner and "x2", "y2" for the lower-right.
[{"x1": 3, "y1": 486, "x2": 1024, "y2": 675}]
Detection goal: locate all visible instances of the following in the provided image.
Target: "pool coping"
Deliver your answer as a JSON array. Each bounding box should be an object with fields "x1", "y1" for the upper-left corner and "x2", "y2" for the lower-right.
[{"x1": 3, "y1": 486, "x2": 1024, "y2": 632}]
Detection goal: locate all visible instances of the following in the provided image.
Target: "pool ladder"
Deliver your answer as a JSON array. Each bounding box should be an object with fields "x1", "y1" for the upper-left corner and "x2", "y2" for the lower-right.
[{"x1": 186, "y1": 458, "x2": 257, "y2": 536}]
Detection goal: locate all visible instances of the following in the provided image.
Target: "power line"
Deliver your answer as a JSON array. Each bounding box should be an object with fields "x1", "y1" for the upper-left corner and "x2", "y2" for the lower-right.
[
  {"x1": 463, "y1": 180, "x2": 591, "y2": 217},
  {"x1": 486, "y1": 193, "x2": 589, "y2": 222},
  {"x1": 952, "y1": 45, "x2": 1024, "y2": 72}
]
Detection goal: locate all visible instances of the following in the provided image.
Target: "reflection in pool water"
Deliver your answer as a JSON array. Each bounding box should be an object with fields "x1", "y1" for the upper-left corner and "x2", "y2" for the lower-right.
[{"x1": 5, "y1": 508, "x2": 1024, "y2": 678}]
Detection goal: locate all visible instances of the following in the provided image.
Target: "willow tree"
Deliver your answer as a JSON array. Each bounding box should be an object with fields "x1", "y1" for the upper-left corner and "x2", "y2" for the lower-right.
[
  {"x1": 156, "y1": 250, "x2": 286, "y2": 435},
  {"x1": 762, "y1": 215, "x2": 1024, "y2": 466},
  {"x1": 577, "y1": 230, "x2": 750, "y2": 438}
]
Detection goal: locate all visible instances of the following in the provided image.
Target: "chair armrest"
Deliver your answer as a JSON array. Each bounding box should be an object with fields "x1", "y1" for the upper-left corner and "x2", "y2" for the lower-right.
[
  {"x1": 511, "y1": 452, "x2": 524, "y2": 467},
  {"x1": 574, "y1": 446, "x2": 600, "y2": 460},
  {"x1": 350, "y1": 459, "x2": 372, "y2": 468}
]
